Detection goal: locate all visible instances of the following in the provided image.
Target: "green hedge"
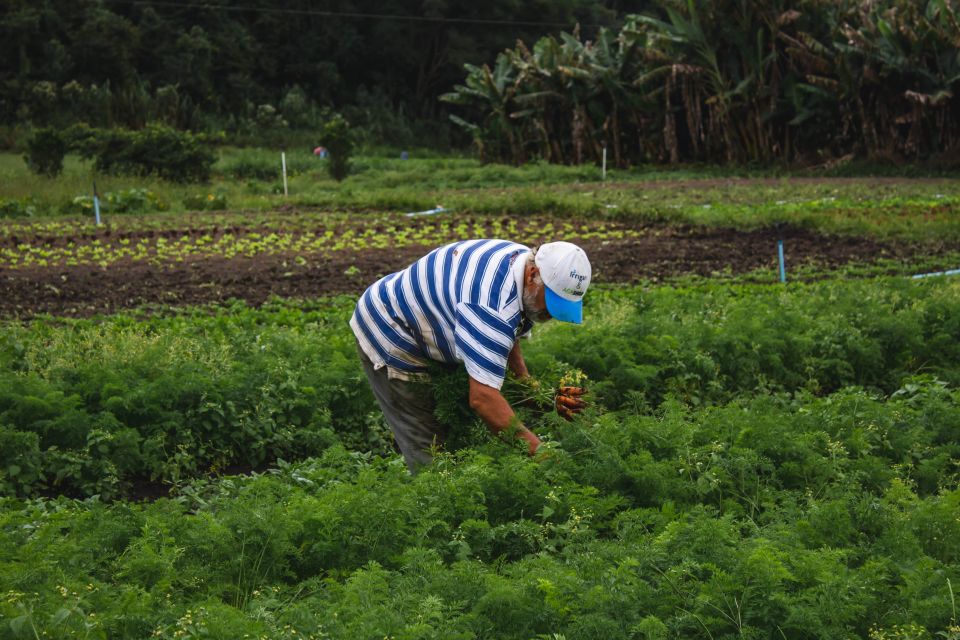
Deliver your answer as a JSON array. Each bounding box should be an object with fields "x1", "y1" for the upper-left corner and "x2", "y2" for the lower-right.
[{"x1": 23, "y1": 124, "x2": 216, "y2": 182}]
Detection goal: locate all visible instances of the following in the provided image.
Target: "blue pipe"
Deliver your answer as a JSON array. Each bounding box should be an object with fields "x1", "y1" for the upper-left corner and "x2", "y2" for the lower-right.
[
  {"x1": 777, "y1": 239, "x2": 786, "y2": 283},
  {"x1": 92, "y1": 182, "x2": 102, "y2": 226},
  {"x1": 911, "y1": 268, "x2": 960, "y2": 279}
]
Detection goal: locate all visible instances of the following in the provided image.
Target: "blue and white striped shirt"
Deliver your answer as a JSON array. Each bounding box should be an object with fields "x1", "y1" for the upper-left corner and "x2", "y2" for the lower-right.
[{"x1": 350, "y1": 239, "x2": 534, "y2": 389}]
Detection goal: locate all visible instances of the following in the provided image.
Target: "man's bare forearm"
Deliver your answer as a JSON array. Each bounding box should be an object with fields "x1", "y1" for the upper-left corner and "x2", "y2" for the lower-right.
[
  {"x1": 507, "y1": 340, "x2": 530, "y2": 379},
  {"x1": 468, "y1": 376, "x2": 540, "y2": 455}
]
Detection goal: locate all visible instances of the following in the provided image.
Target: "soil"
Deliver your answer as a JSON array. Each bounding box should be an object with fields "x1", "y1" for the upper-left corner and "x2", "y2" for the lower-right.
[{"x1": 3, "y1": 220, "x2": 954, "y2": 318}]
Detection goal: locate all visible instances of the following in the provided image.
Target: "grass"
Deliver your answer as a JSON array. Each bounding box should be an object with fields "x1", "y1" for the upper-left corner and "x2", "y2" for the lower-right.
[{"x1": 3, "y1": 149, "x2": 960, "y2": 242}]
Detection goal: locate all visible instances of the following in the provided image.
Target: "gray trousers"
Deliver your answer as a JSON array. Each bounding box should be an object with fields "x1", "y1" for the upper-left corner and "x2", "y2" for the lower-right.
[{"x1": 357, "y1": 341, "x2": 446, "y2": 472}]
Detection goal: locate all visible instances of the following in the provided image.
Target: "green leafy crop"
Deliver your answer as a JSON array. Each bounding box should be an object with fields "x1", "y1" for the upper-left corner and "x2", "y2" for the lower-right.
[{"x1": 0, "y1": 278, "x2": 958, "y2": 639}]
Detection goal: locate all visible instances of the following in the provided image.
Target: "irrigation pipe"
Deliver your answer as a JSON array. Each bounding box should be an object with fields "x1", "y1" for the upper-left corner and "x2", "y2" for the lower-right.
[
  {"x1": 911, "y1": 268, "x2": 960, "y2": 279},
  {"x1": 777, "y1": 239, "x2": 786, "y2": 283},
  {"x1": 92, "y1": 182, "x2": 102, "y2": 226},
  {"x1": 406, "y1": 206, "x2": 448, "y2": 217}
]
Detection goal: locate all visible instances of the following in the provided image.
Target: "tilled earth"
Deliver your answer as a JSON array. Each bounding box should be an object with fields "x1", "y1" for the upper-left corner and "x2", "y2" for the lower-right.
[{"x1": 2, "y1": 218, "x2": 956, "y2": 318}]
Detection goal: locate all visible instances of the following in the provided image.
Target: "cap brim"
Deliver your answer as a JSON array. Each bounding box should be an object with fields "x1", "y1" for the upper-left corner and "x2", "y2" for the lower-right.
[{"x1": 544, "y1": 286, "x2": 583, "y2": 324}]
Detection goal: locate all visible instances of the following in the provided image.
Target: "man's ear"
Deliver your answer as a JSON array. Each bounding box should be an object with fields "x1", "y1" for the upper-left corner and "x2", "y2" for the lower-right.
[{"x1": 525, "y1": 264, "x2": 540, "y2": 286}]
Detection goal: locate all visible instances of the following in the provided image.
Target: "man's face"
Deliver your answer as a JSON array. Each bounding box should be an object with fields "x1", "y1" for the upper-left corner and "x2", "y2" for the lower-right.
[{"x1": 523, "y1": 267, "x2": 551, "y2": 323}]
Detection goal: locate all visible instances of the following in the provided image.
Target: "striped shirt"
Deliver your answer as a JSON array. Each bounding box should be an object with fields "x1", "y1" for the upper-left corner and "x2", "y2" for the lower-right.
[{"x1": 350, "y1": 239, "x2": 534, "y2": 389}]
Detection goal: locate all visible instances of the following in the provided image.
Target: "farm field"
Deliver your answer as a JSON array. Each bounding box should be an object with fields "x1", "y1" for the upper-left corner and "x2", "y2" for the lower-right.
[
  {"x1": 6, "y1": 0, "x2": 960, "y2": 637},
  {"x1": 1, "y1": 159, "x2": 960, "y2": 639},
  {"x1": 5, "y1": 207, "x2": 960, "y2": 318},
  {"x1": 3, "y1": 153, "x2": 960, "y2": 317}
]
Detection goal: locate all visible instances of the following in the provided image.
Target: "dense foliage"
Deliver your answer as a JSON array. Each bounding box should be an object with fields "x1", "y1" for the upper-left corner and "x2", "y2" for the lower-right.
[
  {"x1": 0, "y1": 0, "x2": 632, "y2": 146},
  {"x1": 22, "y1": 127, "x2": 67, "y2": 177},
  {"x1": 0, "y1": 277, "x2": 958, "y2": 639},
  {"x1": 444, "y1": 0, "x2": 960, "y2": 166},
  {"x1": 0, "y1": 391, "x2": 958, "y2": 639},
  {"x1": 321, "y1": 115, "x2": 354, "y2": 182},
  {"x1": 71, "y1": 124, "x2": 217, "y2": 183},
  {"x1": 22, "y1": 124, "x2": 217, "y2": 182},
  {"x1": 2, "y1": 278, "x2": 959, "y2": 501}
]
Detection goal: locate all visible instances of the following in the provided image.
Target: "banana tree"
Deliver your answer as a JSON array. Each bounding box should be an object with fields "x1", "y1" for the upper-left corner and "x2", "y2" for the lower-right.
[
  {"x1": 442, "y1": 0, "x2": 960, "y2": 166},
  {"x1": 441, "y1": 52, "x2": 525, "y2": 163}
]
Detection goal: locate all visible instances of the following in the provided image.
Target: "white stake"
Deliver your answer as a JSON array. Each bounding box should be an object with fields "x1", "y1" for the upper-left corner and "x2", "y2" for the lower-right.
[
  {"x1": 281, "y1": 151, "x2": 289, "y2": 197},
  {"x1": 602, "y1": 145, "x2": 607, "y2": 181}
]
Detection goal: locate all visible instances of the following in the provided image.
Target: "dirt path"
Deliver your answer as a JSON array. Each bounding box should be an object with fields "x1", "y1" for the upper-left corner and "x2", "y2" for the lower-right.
[{"x1": 2, "y1": 222, "x2": 953, "y2": 318}]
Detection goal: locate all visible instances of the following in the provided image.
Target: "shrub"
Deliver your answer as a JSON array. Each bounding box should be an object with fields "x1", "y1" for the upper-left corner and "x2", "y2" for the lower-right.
[
  {"x1": 280, "y1": 85, "x2": 316, "y2": 128},
  {"x1": 24, "y1": 127, "x2": 68, "y2": 177},
  {"x1": 0, "y1": 427, "x2": 42, "y2": 495},
  {"x1": 0, "y1": 197, "x2": 38, "y2": 218},
  {"x1": 62, "y1": 188, "x2": 168, "y2": 216},
  {"x1": 70, "y1": 123, "x2": 216, "y2": 183},
  {"x1": 182, "y1": 193, "x2": 228, "y2": 210},
  {"x1": 254, "y1": 104, "x2": 288, "y2": 129},
  {"x1": 322, "y1": 114, "x2": 354, "y2": 181},
  {"x1": 0, "y1": 125, "x2": 20, "y2": 151}
]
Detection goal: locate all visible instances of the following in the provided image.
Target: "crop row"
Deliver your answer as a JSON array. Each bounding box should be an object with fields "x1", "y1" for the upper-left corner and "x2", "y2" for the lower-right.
[
  {"x1": 0, "y1": 214, "x2": 640, "y2": 269},
  {"x1": 0, "y1": 211, "x2": 356, "y2": 238},
  {"x1": 5, "y1": 183, "x2": 960, "y2": 243},
  {"x1": 1, "y1": 372, "x2": 957, "y2": 639},
  {"x1": 1, "y1": 277, "x2": 959, "y2": 639},
  {"x1": 2, "y1": 277, "x2": 958, "y2": 499},
  {"x1": 0, "y1": 210, "x2": 631, "y2": 240},
  {"x1": 0, "y1": 208, "x2": 638, "y2": 241}
]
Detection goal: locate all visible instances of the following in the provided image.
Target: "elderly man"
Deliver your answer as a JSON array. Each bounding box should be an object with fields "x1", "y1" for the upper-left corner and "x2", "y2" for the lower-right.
[{"x1": 350, "y1": 239, "x2": 591, "y2": 471}]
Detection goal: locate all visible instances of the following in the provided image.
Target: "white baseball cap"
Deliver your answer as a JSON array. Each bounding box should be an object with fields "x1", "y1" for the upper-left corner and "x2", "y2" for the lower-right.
[{"x1": 535, "y1": 241, "x2": 591, "y2": 324}]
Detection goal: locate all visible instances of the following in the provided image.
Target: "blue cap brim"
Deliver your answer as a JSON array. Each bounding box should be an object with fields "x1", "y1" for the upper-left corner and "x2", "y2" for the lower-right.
[{"x1": 544, "y1": 286, "x2": 583, "y2": 324}]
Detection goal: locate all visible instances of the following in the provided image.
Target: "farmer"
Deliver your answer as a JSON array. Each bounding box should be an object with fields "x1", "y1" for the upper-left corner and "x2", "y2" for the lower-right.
[{"x1": 350, "y1": 240, "x2": 591, "y2": 471}]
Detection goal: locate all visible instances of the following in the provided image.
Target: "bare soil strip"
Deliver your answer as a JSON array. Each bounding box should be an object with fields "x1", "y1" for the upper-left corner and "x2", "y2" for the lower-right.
[{"x1": 3, "y1": 222, "x2": 954, "y2": 318}]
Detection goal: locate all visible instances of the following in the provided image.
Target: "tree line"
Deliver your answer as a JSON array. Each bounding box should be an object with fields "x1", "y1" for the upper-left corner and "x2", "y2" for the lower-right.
[
  {"x1": 442, "y1": 0, "x2": 960, "y2": 166},
  {"x1": 1, "y1": 0, "x2": 641, "y2": 147}
]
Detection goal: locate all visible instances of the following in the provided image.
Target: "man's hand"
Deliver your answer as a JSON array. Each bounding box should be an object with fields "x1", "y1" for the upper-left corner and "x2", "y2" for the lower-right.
[
  {"x1": 519, "y1": 428, "x2": 542, "y2": 456},
  {"x1": 555, "y1": 386, "x2": 587, "y2": 420}
]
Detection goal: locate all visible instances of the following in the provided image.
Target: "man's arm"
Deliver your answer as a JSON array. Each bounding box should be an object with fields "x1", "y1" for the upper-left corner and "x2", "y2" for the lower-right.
[
  {"x1": 468, "y1": 376, "x2": 541, "y2": 455},
  {"x1": 507, "y1": 340, "x2": 530, "y2": 379}
]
